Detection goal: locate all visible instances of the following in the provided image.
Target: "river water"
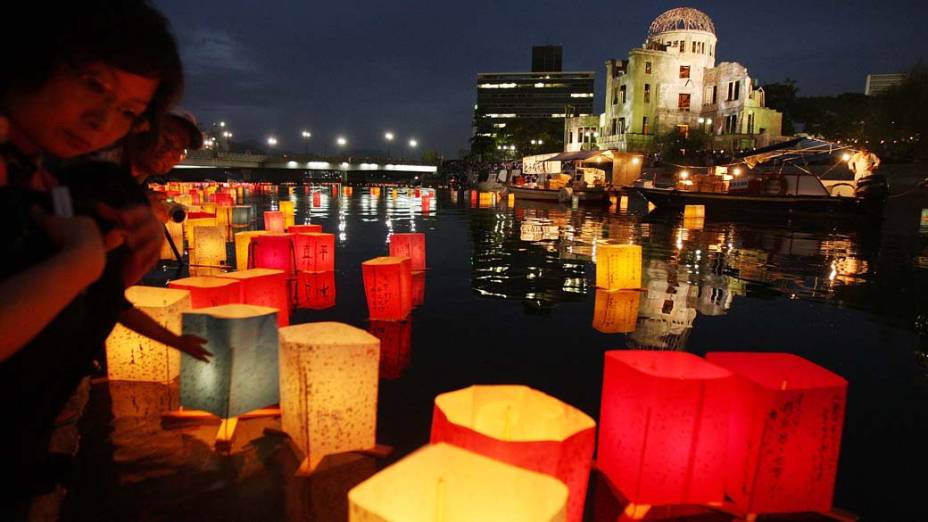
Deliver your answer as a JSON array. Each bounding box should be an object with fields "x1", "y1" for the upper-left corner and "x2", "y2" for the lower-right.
[{"x1": 63, "y1": 184, "x2": 928, "y2": 521}]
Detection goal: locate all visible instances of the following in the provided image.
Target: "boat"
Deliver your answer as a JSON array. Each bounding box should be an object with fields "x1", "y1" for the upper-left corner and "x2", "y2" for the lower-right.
[
  {"x1": 632, "y1": 138, "x2": 888, "y2": 221},
  {"x1": 506, "y1": 150, "x2": 619, "y2": 204}
]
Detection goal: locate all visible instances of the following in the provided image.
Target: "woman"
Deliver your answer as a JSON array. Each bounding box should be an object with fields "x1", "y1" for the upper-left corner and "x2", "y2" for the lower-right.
[{"x1": 0, "y1": 0, "x2": 184, "y2": 511}]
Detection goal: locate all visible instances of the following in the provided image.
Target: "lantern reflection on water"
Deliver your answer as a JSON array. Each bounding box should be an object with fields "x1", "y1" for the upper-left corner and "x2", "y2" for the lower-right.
[
  {"x1": 348, "y1": 443, "x2": 568, "y2": 522},
  {"x1": 597, "y1": 351, "x2": 734, "y2": 513},
  {"x1": 180, "y1": 304, "x2": 280, "y2": 419},
  {"x1": 430, "y1": 385, "x2": 595, "y2": 522},
  {"x1": 263, "y1": 210, "x2": 286, "y2": 233},
  {"x1": 388, "y1": 233, "x2": 426, "y2": 271},
  {"x1": 361, "y1": 256, "x2": 412, "y2": 320},
  {"x1": 706, "y1": 352, "x2": 847, "y2": 516},
  {"x1": 411, "y1": 271, "x2": 425, "y2": 306},
  {"x1": 215, "y1": 268, "x2": 289, "y2": 326},
  {"x1": 168, "y1": 276, "x2": 241, "y2": 309},
  {"x1": 278, "y1": 322, "x2": 380, "y2": 473},
  {"x1": 293, "y1": 232, "x2": 335, "y2": 272},
  {"x1": 369, "y1": 320, "x2": 411, "y2": 380},
  {"x1": 595, "y1": 241, "x2": 642, "y2": 290},
  {"x1": 105, "y1": 286, "x2": 191, "y2": 383},
  {"x1": 233, "y1": 230, "x2": 268, "y2": 271},
  {"x1": 297, "y1": 270, "x2": 336, "y2": 310},
  {"x1": 592, "y1": 289, "x2": 640, "y2": 334}
]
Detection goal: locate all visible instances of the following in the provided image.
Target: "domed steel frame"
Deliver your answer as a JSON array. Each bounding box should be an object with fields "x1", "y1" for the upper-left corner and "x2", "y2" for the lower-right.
[{"x1": 648, "y1": 7, "x2": 716, "y2": 38}]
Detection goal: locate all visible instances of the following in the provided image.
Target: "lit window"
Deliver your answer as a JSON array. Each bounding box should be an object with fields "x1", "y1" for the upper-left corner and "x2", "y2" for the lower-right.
[
  {"x1": 678, "y1": 93, "x2": 691, "y2": 112},
  {"x1": 644, "y1": 83, "x2": 651, "y2": 103},
  {"x1": 645, "y1": 61, "x2": 652, "y2": 74},
  {"x1": 680, "y1": 66, "x2": 690, "y2": 79},
  {"x1": 620, "y1": 85, "x2": 627, "y2": 104}
]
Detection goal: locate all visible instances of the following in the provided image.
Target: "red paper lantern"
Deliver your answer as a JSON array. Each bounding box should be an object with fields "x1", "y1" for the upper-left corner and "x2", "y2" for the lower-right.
[
  {"x1": 470, "y1": 190, "x2": 478, "y2": 206},
  {"x1": 361, "y1": 256, "x2": 412, "y2": 320},
  {"x1": 388, "y1": 233, "x2": 426, "y2": 271},
  {"x1": 414, "y1": 188, "x2": 420, "y2": 198},
  {"x1": 293, "y1": 232, "x2": 336, "y2": 272},
  {"x1": 215, "y1": 268, "x2": 290, "y2": 326},
  {"x1": 411, "y1": 271, "x2": 425, "y2": 306},
  {"x1": 313, "y1": 191, "x2": 322, "y2": 207},
  {"x1": 190, "y1": 190, "x2": 201, "y2": 205},
  {"x1": 431, "y1": 385, "x2": 596, "y2": 522},
  {"x1": 287, "y1": 224, "x2": 323, "y2": 234},
  {"x1": 214, "y1": 193, "x2": 234, "y2": 207},
  {"x1": 369, "y1": 320, "x2": 411, "y2": 380},
  {"x1": 296, "y1": 270, "x2": 336, "y2": 310},
  {"x1": 249, "y1": 233, "x2": 296, "y2": 274},
  {"x1": 264, "y1": 210, "x2": 286, "y2": 232},
  {"x1": 705, "y1": 352, "x2": 847, "y2": 515},
  {"x1": 168, "y1": 276, "x2": 241, "y2": 309},
  {"x1": 598, "y1": 351, "x2": 734, "y2": 510}
]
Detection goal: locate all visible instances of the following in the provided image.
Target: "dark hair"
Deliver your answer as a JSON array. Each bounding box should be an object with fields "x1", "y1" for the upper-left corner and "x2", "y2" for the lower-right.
[{"x1": 1, "y1": 0, "x2": 183, "y2": 127}]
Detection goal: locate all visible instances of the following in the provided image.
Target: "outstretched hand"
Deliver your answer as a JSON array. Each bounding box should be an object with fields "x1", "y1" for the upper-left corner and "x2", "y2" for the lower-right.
[{"x1": 173, "y1": 334, "x2": 212, "y2": 363}]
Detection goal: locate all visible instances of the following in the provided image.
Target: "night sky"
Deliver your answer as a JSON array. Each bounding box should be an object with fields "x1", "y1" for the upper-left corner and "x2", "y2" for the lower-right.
[{"x1": 155, "y1": 0, "x2": 925, "y2": 156}]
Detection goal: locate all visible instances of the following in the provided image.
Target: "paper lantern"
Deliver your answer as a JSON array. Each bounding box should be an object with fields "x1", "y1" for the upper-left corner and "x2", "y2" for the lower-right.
[
  {"x1": 279, "y1": 200, "x2": 296, "y2": 229},
  {"x1": 414, "y1": 188, "x2": 420, "y2": 197},
  {"x1": 190, "y1": 189, "x2": 201, "y2": 205},
  {"x1": 684, "y1": 204, "x2": 705, "y2": 219},
  {"x1": 180, "y1": 304, "x2": 279, "y2": 419},
  {"x1": 109, "y1": 380, "x2": 179, "y2": 419},
  {"x1": 192, "y1": 225, "x2": 226, "y2": 267},
  {"x1": 421, "y1": 194, "x2": 431, "y2": 214},
  {"x1": 214, "y1": 192, "x2": 234, "y2": 207},
  {"x1": 160, "y1": 220, "x2": 184, "y2": 260},
  {"x1": 361, "y1": 256, "x2": 412, "y2": 320},
  {"x1": 264, "y1": 210, "x2": 286, "y2": 233},
  {"x1": 168, "y1": 276, "x2": 241, "y2": 309},
  {"x1": 388, "y1": 233, "x2": 426, "y2": 271},
  {"x1": 293, "y1": 232, "x2": 336, "y2": 272},
  {"x1": 411, "y1": 271, "x2": 425, "y2": 306},
  {"x1": 369, "y1": 320, "x2": 411, "y2": 380},
  {"x1": 592, "y1": 289, "x2": 640, "y2": 334},
  {"x1": 278, "y1": 322, "x2": 380, "y2": 472},
  {"x1": 371, "y1": 187, "x2": 381, "y2": 198},
  {"x1": 598, "y1": 351, "x2": 734, "y2": 509},
  {"x1": 215, "y1": 268, "x2": 290, "y2": 326},
  {"x1": 214, "y1": 206, "x2": 233, "y2": 239},
  {"x1": 231, "y1": 205, "x2": 253, "y2": 228},
  {"x1": 344, "y1": 186, "x2": 353, "y2": 197},
  {"x1": 233, "y1": 230, "x2": 269, "y2": 271},
  {"x1": 620, "y1": 195, "x2": 629, "y2": 210},
  {"x1": 249, "y1": 233, "x2": 296, "y2": 274},
  {"x1": 184, "y1": 215, "x2": 217, "y2": 245},
  {"x1": 297, "y1": 270, "x2": 336, "y2": 310},
  {"x1": 105, "y1": 286, "x2": 191, "y2": 383},
  {"x1": 431, "y1": 385, "x2": 595, "y2": 522},
  {"x1": 595, "y1": 241, "x2": 642, "y2": 290},
  {"x1": 288, "y1": 224, "x2": 322, "y2": 234},
  {"x1": 508, "y1": 192, "x2": 515, "y2": 206},
  {"x1": 313, "y1": 191, "x2": 322, "y2": 207},
  {"x1": 201, "y1": 201, "x2": 217, "y2": 215},
  {"x1": 348, "y1": 443, "x2": 568, "y2": 522},
  {"x1": 470, "y1": 190, "x2": 478, "y2": 206},
  {"x1": 479, "y1": 191, "x2": 494, "y2": 208},
  {"x1": 705, "y1": 352, "x2": 847, "y2": 515}
]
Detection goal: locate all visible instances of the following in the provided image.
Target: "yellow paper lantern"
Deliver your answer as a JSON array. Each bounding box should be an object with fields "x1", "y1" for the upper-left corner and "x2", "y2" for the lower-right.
[
  {"x1": 620, "y1": 195, "x2": 629, "y2": 210},
  {"x1": 215, "y1": 206, "x2": 233, "y2": 240},
  {"x1": 478, "y1": 191, "x2": 494, "y2": 208},
  {"x1": 192, "y1": 225, "x2": 226, "y2": 267},
  {"x1": 348, "y1": 443, "x2": 568, "y2": 522},
  {"x1": 279, "y1": 200, "x2": 296, "y2": 229},
  {"x1": 684, "y1": 204, "x2": 705, "y2": 219},
  {"x1": 105, "y1": 286, "x2": 191, "y2": 383},
  {"x1": 592, "y1": 289, "x2": 641, "y2": 334},
  {"x1": 160, "y1": 220, "x2": 184, "y2": 260},
  {"x1": 185, "y1": 216, "x2": 217, "y2": 245},
  {"x1": 234, "y1": 230, "x2": 269, "y2": 271},
  {"x1": 279, "y1": 322, "x2": 380, "y2": 473},
  {"x1": 595, "y1": 241, "x2": 642, "y2": 290},
  {"x1": 508, "y1": 192, "x2": 515, "y2": 206}
]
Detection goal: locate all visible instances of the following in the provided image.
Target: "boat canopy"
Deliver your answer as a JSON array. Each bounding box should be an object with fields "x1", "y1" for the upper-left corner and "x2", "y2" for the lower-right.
[
  {"x1": 736, "y1": 137, "x2": 856, "y2": 169},
  {"x1": 546, "y1": 150, "x2": 614, "y2": 162}
]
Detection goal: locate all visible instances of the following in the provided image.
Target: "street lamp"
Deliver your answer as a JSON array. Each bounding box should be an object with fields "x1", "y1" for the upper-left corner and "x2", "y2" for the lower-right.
[
  {"x1": 267, "y1": 136, "x2": 278, "y2": 147},
  {"x1": 301, "y1": 130, "x2": 311, "y2": 154},
  {"x1": 384, "y1": 131, "x2": 395, "y2": 158},
  {"x1": 408, "y1": 138, "x2": 418, "y2": 148},
  {"x1": 336, "y1": 136, "x2": 347, "y2": 147},
  {"x1": 384, "y1": 132, "x2": 394, "y2": 141}
]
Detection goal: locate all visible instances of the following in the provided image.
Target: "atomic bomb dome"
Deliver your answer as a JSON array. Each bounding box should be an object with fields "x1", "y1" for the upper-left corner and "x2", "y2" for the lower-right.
[{"x1": 648, "y1": 7, "x2": 716, "y2": 38}]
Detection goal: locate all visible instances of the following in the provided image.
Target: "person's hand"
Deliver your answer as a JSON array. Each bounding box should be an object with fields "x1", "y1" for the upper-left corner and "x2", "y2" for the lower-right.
[
  {"x1": 95, "y1": 203, "x2": 164, "y2": 286},
  {"x1": 172, "y1": 334, "x2": 212, "y2": 363}
]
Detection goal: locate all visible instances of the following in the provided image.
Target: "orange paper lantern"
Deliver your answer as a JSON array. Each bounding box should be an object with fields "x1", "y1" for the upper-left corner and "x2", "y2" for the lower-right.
[
  {"x1": 361, "y1": 256, "x2": 412, "y2": 321},
  {"x1": 296, "y1": 270, "x2": 336, "y2": 310},
  {"x1": 288, "y1": 224, "x2": 323, "y2": 234},
  {"x1": 215, "y1": 268, "x2": 290, "y2": 326},
  {"x1": 388, "y1": 233, "x2": 426, "y2": 271},
  {"x1": 293, "y1": 232, "x2": 336, "y2": 272},
  {"x1": 431, "y1": 385, "x2": 596, "y2": 522},
  {"x1": 597, "y1": 351, "x2": 734, "y2": 509},
  {"x1": 168, "y1": 276, "x2": 241, "y2": 309},
  {"x1": 264, "y1": 210, "x2": 286, "y2": 232},
  {"x1": 369, "y1": 320, "x2": 411, "y2": 380},
  {"x1": 705, "y1": 352, "x2": 847, "y2": 515}
]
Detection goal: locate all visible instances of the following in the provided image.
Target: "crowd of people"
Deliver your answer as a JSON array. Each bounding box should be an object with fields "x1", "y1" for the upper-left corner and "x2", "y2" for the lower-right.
[{"x1": 0, "y1": 2, "x2": 211, "y2": 518}]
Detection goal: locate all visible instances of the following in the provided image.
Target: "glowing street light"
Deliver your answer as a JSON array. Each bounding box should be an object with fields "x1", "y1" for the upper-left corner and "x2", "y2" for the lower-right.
[
  {"x1": 841, "y1": 152, "x2": 852, "y2": 162},
  {"x1": 384, "y1": 132, "x2": 395, "y2": 141},
  {"x1": 222, "y1": 131, "x2": 232, "y2": 138},
  {"x1": 302, "y1": 130, "x2": 312, "y2": 139},
  {"x1": 267, "y1": 136, "x2": 278, "y2": 147},
  {"x1": 408, "y1": 139, "x2": 418, "y2": 148},
  {"x1": 337, "y1": 136, "x2": 347, "y2": 147},
  {"x1": 733, "y1": 167, "x2": 743, "y2": 176},
  {"x1": 220, "y1": 121, "x2": 226, "y2": 127}
]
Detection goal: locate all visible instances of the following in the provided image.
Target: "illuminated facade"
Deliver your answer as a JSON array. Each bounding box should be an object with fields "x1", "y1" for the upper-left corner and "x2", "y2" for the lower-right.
[{"x1": 596, "y1": 7, "x2": 783, "y2": 151}]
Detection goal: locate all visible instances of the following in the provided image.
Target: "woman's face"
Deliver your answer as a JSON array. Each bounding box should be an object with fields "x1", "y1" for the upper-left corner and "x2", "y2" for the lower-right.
[{"x1": 6, "y1": 61, "x2": 159, "y2": 158}]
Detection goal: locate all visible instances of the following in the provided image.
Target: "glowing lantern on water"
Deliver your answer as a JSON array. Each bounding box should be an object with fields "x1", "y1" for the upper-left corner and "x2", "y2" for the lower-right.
[
  {"x1": 620, "y1": 195, "x2": 629, "y2": 210},
  {"x1": 431, "y1": 385, "x2": 595, "y2": 522},
  {"x1": 215, "y1": 268, "x2": 290, "y2": 326},
  {"x1": 249, "y1": 233, "x2": 296, "y2": 274},
  {"x1": 508, "y1": 192, "x2": 515, "y2": 206},
  {"x1": 169, "y1": 276, "x2": 241, "y2": 309},
  {"x1": 181, "y1": 304, "x2": 280, "y2": 419},
  {"x1": 411, "y1": 271, "x2": 425, "y2": 306},
  {"x1": 278, "y1": 322, "x2": 380, "y2": 473},
  {"x1": 214, "y1": 206, "x2": 233, "y2": 240},
  {"x1": 279, "y1": 200, "x2": 296, "y2": 229},
  {"x1": 231, "y1": 205, "x2": 253, "y2": 228},
  {"x1": 297, "y1": 270, "x2": 336, "y2": 309},
  {"x1": 313, "y1": 191, "x2": 322, "y2": 207},
  {"x1": 470, "y1": 190, "x2": 478, "y2": 207},
  {"x1": 369, "y1": 320, "x2": 411, "y2": 380},
  {"x1": 705, "y1": 352, "x2": 847, "y2": 515},
  {"x1": 233, "y1": 230, "x2": 268, "y2": 271},
  {"x1": 609, "y1": 195, "x2": 618, "y2": 208},
  {"x1": 388, "y1": 233, "x2": 426, "y2": 271},
  {"x1": 184, "y1": 215, "x2": 217, "y2": 245},
  {"x1": 592, "y1": 289, "x2": 640, "y2": 334},
  {"x1": 192, "y1": 225, "x2": 226, "y2": 268},
  {"x1": 264, "y1": 210, "x2": 286, "y2": 233},
  {"x1": 597, "y1": 351, "x2": 734, "y2": 512},
  {"x1": 595, "y1": 241, "x2": 642, "y2": 290},
  {"x1": 293, "y1": 232, "x2": 336, "y2": 272},
  {"x1": 214, "y1": 193, "x2": 234, "y2": 207},
  {"x1": 348, "y1": 443, "x2": 568, "y2": 522},
  {"x1": 684, "y1": 204, "x2": 705, "y2": 219},
  {"x1": 414, "y1": 188, "x2": 420, "y2": 198},
  {"x1": 479, "y1": 191, "x2": 494, "y2": 208},
  {"x1": 190, "y1": 190, "x2": 201, "y2": 205},
  {"x1": 288, "y1": 224, "x2": 322, "y2": 234},
  {"x1": 361, "y1": 256, "x2": 412, "y2": 320},
  {"x1": 344, "y1": 186, "x2": 353, "y2": 197},
  {"x1": 105, "y1": 286, "x2": 191, "y2": 383},
  {"x1": 160, "y1": 220, "x2": 184, "y2": 260},
  {"x1": 371, "y1": 187, "x2": 381, "y2": 198},
  {"x1": 421, "y1": 193, "x2": 431, "y2": 214}
]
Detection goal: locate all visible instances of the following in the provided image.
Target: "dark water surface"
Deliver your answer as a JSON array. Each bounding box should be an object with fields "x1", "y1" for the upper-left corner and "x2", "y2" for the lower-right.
[{"x1": 63, "y1": 184, "x2": 928, "y2": 521}]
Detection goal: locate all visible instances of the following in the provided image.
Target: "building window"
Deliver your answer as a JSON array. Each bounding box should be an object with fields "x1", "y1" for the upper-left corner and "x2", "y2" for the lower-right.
[
  {"x1": 569, "y1": 131, "x2": 573, "y2": 143},
  {"x1": 678, "y1": 93, "x2": 691, "y2": 111},
  {"x1": 611, "y1": 119, "x2": 617, "y2": 135},
  {"x1": 692, "y1": 41, "x2": 697, "y2": 53},
  {"x1": 620, "y1": 85, "x2": 627, "y2": 104},
  {"x1": 747, "y1": 113, "x2": 755, "y2": 134},
  {"x1": 734, "y1": 80, "x2": 741, "y2": 101},
  {"x1": 712, "y1": 85, "x2": 718, "y2": 104},
  {"x1": 727, "y1": 82, "x2": 734, "y2": 101},
  {"x1": 642, "y1": 116, "x2": 649, "y2": 135},
  {"x1": 645, "y1": 61, "x2": 652, "y2": 74},
  {"x1": 725, "y1": 114, "x2": 739, "y2": 134},
  {"x1": 710, "y1": 44, "x2": 714, "y2": 56},
  {"x1": 680, "y1": 66, "x2": 690, "y2": 79},
  {"x1": 619, "y1": 117, "x2": 626, "y2": 134},
  {"x1": 679, "y1": 41, "x2": 685, "y2": 53},
  {"x1": 644, "y1": 83, "x2": 651, "y2": 103}
]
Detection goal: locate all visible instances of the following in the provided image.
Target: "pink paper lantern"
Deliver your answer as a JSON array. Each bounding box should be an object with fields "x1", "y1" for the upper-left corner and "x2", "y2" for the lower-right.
[
  {"x1": 168, "y1": 276, "x2": 241, "y2": 309},
  {"x1": 296, "y1": 270, "x2": 336, "y2": 310},
  {"x1": 215, "y1": 268, "x2": 290, "y2": 326},
  {"x1": 389, "y1": 233, "x2": 426, "y2": 271},
  {"x1": 597, "y1": 351, "x2": 734, "y2": 509},
  {"x1": 293, "y1": 232, "x2": 336, "y2": 272},
  {"x1": 361, "y1": 256, "x2": 412, "y2": 321},
  {"x1": 264, "y1": 210, "x2": 286, "y2": 233},
  {"x1": 706, "y1": 352, "x2": 847, "y2": 515}
]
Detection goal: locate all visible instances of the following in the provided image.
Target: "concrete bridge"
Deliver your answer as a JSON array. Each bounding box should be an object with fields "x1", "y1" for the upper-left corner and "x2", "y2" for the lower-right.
[{"x1": 178, "y1": 150, "x2": 438, "y2": 176}]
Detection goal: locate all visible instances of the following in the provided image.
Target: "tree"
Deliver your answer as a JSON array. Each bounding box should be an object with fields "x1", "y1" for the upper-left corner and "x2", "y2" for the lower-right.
[
  {"x1": 654, "y1": 128, "x2": 712, "y2": 165},
  {"x1": 762, "y1": 79, "x2": 799, "y2": 135}
]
